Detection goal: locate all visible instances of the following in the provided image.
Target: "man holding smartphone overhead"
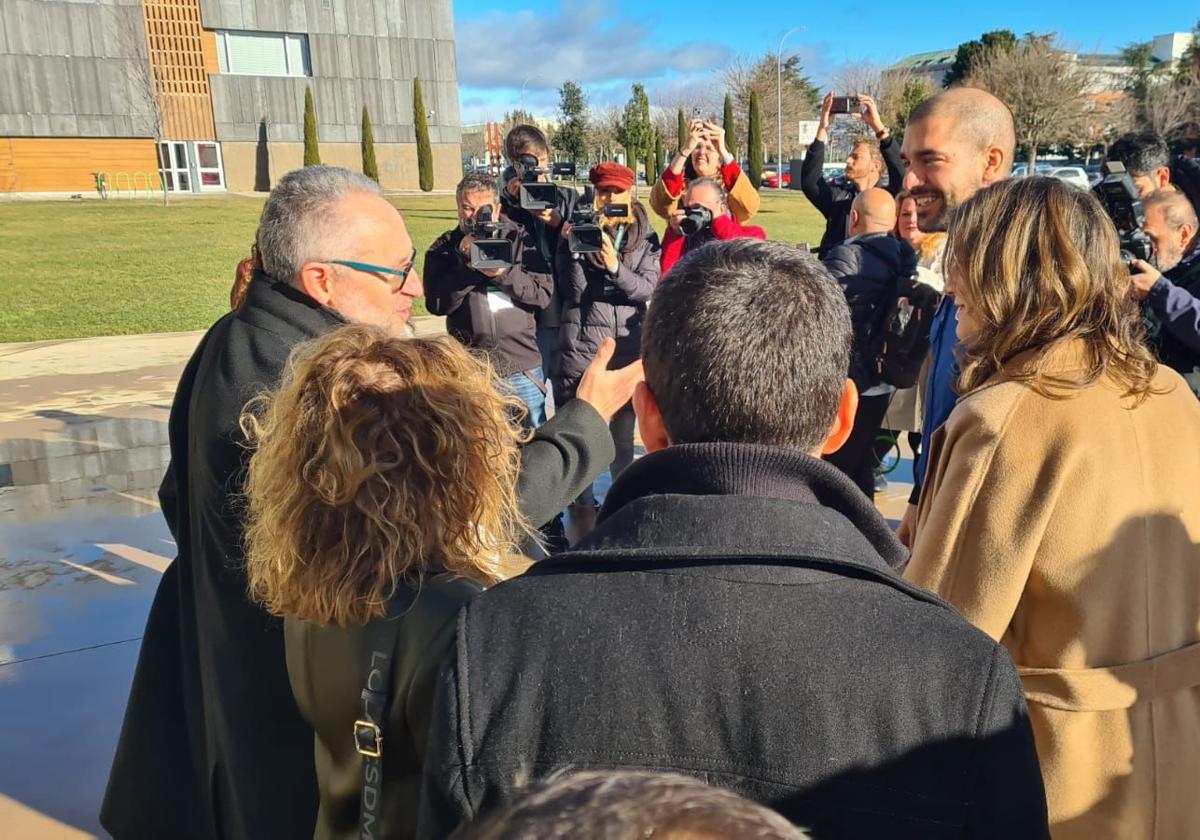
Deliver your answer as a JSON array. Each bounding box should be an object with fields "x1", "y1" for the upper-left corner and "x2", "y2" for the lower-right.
[{"x1": 801, "y1": 92, "x2": 905, "y2": 251}]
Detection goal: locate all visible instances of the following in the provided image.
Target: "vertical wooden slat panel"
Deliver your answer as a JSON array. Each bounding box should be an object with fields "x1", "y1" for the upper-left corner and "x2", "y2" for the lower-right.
[{"x1": 140, "y1": 0, "x2": 215, "y2": 141}]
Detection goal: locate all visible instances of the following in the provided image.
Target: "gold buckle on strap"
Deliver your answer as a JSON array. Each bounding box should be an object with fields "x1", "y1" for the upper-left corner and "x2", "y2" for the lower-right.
[{"x1": 353, "y1": 720, "x2": 383, "y2": 758}]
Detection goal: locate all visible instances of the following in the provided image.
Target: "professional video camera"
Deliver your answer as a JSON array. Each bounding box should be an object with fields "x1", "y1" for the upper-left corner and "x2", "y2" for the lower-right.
[
  {"x1": 466, "y1": 206, "x2": 513, "y2": 271},
  {"x1": 568, "y1": 187, "x2": 630, "y2": 254},
  {"x1": 514, "y1": 153, "x2": 559, "y2": 211},
  {"x1": 1095, "y1": 161, "x2": 1154, "y2": 265},
  {"x1": 679, "y1": 206, "x2": 714, "y2": 237}
]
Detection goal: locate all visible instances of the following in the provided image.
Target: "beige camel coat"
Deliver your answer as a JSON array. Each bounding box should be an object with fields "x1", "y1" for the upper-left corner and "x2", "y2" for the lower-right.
[{"x1": 906, "y1": 343, "x2": 1200, "y2": 839}]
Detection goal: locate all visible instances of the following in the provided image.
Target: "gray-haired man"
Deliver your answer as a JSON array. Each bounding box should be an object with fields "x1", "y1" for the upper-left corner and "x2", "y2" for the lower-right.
[{"x1": 102, "y1": 166, "x2": 640, "y2": 840}]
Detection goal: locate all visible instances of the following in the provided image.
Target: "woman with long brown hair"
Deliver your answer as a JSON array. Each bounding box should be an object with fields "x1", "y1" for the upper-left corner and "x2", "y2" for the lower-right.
[
  {"x1": 242, "y1": 323, "x2": 531, "y2": 840},
  {"x1": 905, "y1": 177, "x2": 1200, "y2": 837}
]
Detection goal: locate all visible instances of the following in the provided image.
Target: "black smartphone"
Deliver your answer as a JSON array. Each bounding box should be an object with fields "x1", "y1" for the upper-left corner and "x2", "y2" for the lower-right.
[{"x1": 830, "y1": 96, "x2": 862, "y2": 115}]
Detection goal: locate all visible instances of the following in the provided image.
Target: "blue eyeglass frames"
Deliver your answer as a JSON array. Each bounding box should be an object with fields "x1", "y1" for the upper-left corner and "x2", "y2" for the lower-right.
[{"x1": 327, "y1": 246, "x2": 418, "y2": 293}]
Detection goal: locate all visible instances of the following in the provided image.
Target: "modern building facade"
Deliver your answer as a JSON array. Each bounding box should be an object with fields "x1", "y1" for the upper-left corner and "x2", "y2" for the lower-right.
[{"x1": 0, "y1": 0, "x2": 462, "y2": 194}]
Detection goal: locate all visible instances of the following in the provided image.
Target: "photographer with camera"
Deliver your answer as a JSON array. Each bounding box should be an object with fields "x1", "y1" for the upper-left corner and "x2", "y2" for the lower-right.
[
  {"x1": 498, "y1": 124, "x2": 580, "y2": 394},
  {"x1": 1129, "y1": 190, "x2": 1200, "y2": 396},
  {"x1": 425, "y1": 173, "x2": 555, "y2": 426},
  {"x1": 651, "y1": 117, "x2": 760, "y2": 224},
  {"x1": 556, "y1": 162, "x2": 661, "y2": 520},
  {"x1": 801, "y1": 93, "x2": 904, "y2": 252},
  {"x1": 661, "y1": 177, "x2": 766, "y2": 275}
]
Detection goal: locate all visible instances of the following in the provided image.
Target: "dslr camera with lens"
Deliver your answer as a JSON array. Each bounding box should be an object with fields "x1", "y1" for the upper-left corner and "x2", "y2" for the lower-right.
[
  {"x1": 1095, "y1": 161, "x2": 1154, "y2": 265},
  {"x1": 568, "y1": 187, "x2": 630, "y2": 254},
  {"x1": 514, "y1": 153, "x2": 559, "y2": 211},
  {"x1": 466, "y1": 206, "x2": 514, "y2": 271},
  {"x1": 679, "y1": 206, "x2": 714, "y2": 237}
]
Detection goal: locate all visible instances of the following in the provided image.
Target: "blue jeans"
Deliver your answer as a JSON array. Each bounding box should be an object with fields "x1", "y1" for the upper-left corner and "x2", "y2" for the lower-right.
[{"x1": 504, "y1": 368, "x2": 547, "y2": 430}]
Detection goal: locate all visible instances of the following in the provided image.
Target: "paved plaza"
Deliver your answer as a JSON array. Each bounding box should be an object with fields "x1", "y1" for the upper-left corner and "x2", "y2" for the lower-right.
[{"x1": 0, "y1": 323, "x2": 914, "y2": 838}]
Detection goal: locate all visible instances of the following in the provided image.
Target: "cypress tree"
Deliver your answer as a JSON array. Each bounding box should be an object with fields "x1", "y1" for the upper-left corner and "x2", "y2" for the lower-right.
[
  {"x1": 677, "y1": 107, "x2": 686, "y2": 153},
  {"x1": 747, "y1": 91, "x2": 763, "y2": 189},
  {"x1": 303, "y1": 87, "x2": 320, "y2": 166},
  {"x1": 361, "y1": 105, "x2": 379, "y2": 182},
  {"x1": 653, "y1": 129, "x2": 664, "y2": 184},
  {"x1": 722, "y1": 94, "x2": 738, "y2": 161},
  {"x1": 413, "y1": 78, "x2": 433, "y2": 192}
]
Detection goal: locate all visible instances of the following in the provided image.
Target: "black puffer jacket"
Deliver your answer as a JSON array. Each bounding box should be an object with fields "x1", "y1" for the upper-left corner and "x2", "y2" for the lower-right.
[
  {"x1": 424, "y1": 220, "x2": 553, "y2": 376},
  {"x1": 821, "y1": 232, "x2": 917, "y2": 391},
  {"x1": 554, "y1": 202, "x2": 662, "y2": 390}
]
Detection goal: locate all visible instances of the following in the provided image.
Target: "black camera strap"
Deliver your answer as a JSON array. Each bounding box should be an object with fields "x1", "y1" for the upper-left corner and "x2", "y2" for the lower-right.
[{"x1": 353, "y1": 596, "x2": 412, "y2": 839}]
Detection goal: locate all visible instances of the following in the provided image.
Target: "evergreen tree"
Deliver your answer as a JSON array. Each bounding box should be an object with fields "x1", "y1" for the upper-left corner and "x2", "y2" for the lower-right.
[
  {"x1": 677, "y1": 107, "x2": 687, "y2": 153},
  {"x1": 653, "y1": 129, "x2": 665, "y2": 183},
  {"x1": 722, "y1": 94, "x2": 738, "y2": 160},
  {"x1": 361, "y1": 105, "x2": 379, "y2": 182},
  {"x1": 617, "y1": 84, "x2": 653, "y2": 177},
  {"x1": 747, "y1": 91, "x2": 763, "y2": 188},
  {"x1": 413, "y1": 78, "x2": 433, "y2": 192},
  {"x1": 553, "y1": 80, "x2": 588, "y2": 164},
  {"x1": 303, "y1": 87, "x2": 320, "y2": 166},
  {"x1": 943, "y1": 29, "x2": 1018, "y2": 88}
]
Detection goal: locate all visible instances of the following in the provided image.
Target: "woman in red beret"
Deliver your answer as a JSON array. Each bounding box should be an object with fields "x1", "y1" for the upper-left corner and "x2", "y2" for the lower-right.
[{"x1": 556, "y1": 162, "x2": 662, "y2": 518}]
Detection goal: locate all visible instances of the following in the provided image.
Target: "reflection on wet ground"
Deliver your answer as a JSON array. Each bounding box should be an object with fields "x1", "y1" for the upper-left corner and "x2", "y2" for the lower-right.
[{"x1": 0, "y1": 329, "x2": 915, "y2": 838}]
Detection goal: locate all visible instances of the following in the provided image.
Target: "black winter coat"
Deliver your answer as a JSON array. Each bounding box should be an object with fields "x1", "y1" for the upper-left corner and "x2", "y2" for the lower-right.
[
  {"x1": 821, "y1": 232, "x2": 918, "y2": 391},
  {"x1": 424, "y1": 220, "x2": 553, "y2": 376},
  {"x1": 800, "y1": 137, "x2": 905, "y2": 251},
  {"x1": 100, "y1": 276, "x2": 616, "y2": 840},
  {"x1": 501, "y1": 182, "x2": 580, "y2": 330},
  {"x1": 418, "y1": 443, "x2": 1050, "y2": 839},
  {"x1": 553, "y1": 202, "x2": 661, "y2": 391}
]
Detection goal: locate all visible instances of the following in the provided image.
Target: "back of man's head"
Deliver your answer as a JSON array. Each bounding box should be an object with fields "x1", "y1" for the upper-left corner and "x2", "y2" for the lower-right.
[
  {"x1": 257, "y1": 165, "x2": 382, "y2": 285},
  {"x1": 1108, "y1": 132, "x2": 1171, "y2": 178},
  {"x1": 642, "y1": 239, "x2": 851, "y2": 453},
  {"x1": 851, "y1": 188, "x2": 897, "y2": 235},
  {"x1": 456, "y1": 770, "x2": 810, "y2": 840}
]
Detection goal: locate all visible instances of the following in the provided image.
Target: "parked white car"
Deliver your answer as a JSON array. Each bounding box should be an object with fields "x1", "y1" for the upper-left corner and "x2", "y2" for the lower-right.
[{"x1": 1047, "y1": 166, "x2": 1090, "y2": 191}]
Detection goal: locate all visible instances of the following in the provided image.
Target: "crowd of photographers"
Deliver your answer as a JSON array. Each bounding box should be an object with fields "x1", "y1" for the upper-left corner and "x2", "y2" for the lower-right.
[{"x1": 101, "y1": 85, "x2": 1200, "y2": 840}]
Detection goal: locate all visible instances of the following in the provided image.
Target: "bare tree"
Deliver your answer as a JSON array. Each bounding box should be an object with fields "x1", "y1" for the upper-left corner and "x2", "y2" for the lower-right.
[
  {"x1": 721, "y1": 53, "x2": 821, "y2": 161},
  {"x1": 585, "y1": 105, "x2": 622, "y2": 164},
  {"x1": 117, "y1": 8, "x2": 168, "y2": 204},
  {"x1": 460, "y1": 128, "x2": 487, "y2": 165},
  {"x1": 834, "y1": 63, "x2": 932, "y2": 135},
  {"x1": 1142, "y1": 73, "x2": 1200, "y2": 141},
  {"x1": 1078, "y1": 94, "x2": 1138, "y2": 161},
  {"x1": 965, "y1": 35, "x2": 1095, "y2": 169}
]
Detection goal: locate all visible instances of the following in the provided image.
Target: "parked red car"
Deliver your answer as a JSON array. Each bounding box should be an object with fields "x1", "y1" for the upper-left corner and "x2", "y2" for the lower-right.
[{"x1": 762, "y1": 167, "x2": 791, "y2": 188}]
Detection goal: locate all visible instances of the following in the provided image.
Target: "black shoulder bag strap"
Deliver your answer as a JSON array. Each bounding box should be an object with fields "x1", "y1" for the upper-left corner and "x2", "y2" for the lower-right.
[{"x1": 354, "y1": 592, "x2": 415, "y2": 839}]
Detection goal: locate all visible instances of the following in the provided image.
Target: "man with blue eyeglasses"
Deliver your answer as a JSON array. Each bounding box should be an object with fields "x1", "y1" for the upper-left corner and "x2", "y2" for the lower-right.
[
  {"x1": 425, "y1": 173, "x2": 554, "y2": 428},
  {"x1": 102, "y1": 166, "x2": 643, "y2": 840}
]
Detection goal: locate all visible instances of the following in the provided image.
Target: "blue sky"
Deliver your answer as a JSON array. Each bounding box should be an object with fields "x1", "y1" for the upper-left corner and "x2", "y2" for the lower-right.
[{"x1": 452, "y1": 0, "x2": 1194, "y2": 122}]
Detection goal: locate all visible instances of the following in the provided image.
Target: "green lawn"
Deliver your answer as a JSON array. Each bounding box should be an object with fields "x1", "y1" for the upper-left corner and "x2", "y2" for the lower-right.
[{"x1": 0, "y1": 190, "x2": 826, "y2": 343}]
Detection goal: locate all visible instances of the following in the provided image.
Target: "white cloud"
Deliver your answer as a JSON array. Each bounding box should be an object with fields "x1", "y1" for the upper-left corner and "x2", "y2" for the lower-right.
[{"x1": 454, "y1": 0, "x2": 734, "y2": 121}]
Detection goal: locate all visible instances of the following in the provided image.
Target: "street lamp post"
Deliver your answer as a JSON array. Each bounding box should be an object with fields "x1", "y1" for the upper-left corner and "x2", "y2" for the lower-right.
[{"x1": 777, "y1": 27, "x2": 805, "y2": 190}]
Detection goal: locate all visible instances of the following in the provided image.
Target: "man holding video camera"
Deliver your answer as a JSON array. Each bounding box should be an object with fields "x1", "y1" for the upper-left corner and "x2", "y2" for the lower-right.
[
  {"x1": 556, "y1": 162, "x2": 661, "y2": 516},
  {"x1": 1129, "y1": 189, "x2": 1200, "y2": 396},
  {"x1": 499, "y1": 125, "x2": 580, "y2": 391},
  {"x1": 425, "y1": 173, "x2": 555, "y2": 425},
  {"x1": 661, "y1": 177, "x2": 766, "y2": 275},
  {"x1": 801, "y1": 92, "x2": 904, "y2": 251}
]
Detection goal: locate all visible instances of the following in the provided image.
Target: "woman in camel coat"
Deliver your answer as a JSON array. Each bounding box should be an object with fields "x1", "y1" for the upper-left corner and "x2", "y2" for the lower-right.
[{"x1": 905, "y1": 178, "x2": 1200, "y2": 838}]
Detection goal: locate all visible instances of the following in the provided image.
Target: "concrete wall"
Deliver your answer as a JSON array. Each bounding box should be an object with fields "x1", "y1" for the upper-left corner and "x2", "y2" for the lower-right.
[
  {"x1": 221, "y1": 141, "x2": 461, "y2": 192},
  {"x1": 0, "y1": 0, "x2": 158, "y2": 138},
  {"x1": 200, "y1": 0, "x2": 461, "y2": 148}
]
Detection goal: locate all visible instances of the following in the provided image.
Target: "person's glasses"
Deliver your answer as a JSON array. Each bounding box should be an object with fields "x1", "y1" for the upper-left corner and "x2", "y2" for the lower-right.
[{"x1": 328, "y1": 247, "x2": 418, "y2": 294}]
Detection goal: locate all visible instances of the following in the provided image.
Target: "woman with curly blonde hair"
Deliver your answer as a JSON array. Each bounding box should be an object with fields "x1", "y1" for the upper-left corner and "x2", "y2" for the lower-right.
[
  {"x1": 242, "y1": 323, "x2": 532, "y2": 840},
  {"x1": 905, "y1": 177, "x2": 1200, "y2": 837}
]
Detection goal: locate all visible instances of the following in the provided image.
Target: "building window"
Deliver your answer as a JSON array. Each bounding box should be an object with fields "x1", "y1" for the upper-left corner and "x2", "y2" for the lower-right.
[{"x1": 216, "y1": 31, "x2": 311, "y2": 77}]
